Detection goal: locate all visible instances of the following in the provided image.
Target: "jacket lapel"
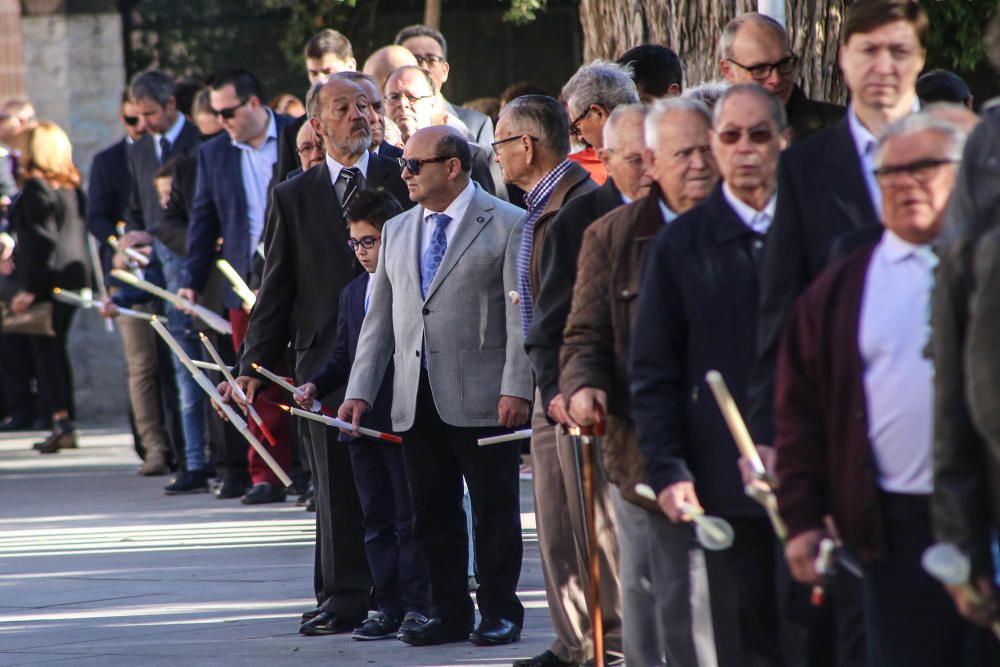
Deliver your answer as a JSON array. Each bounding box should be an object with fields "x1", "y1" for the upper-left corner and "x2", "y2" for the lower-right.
[
  {"x1": 824, "y1": 119, "x2": 880, "y2": 229},
  {"x1": 424, "y1": 184, "x2": 494, "y2": 301}
]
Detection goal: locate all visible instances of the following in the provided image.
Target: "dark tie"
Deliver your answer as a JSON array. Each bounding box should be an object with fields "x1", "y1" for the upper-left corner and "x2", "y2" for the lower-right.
[
  {"x1": 420, "y1": 213, "x2": 452, "y2": 298},
  {"x1": 336, "y1": 167, "x2": 361, "y2": 208},
  {"x1": 159, "y1": 136, "x2": 172, "y2": 164}
]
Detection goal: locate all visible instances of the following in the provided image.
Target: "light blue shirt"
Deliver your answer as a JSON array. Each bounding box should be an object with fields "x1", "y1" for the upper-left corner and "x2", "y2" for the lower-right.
[
  {"x1": 722, "y1": 183, "x2": 776, "y2": 235},
  {"x1": 657, "y1": 199, "x2": 677, "y2": 224},
  {"x1": 859, "y1": 230, "x2": 937, "y2": 493},
  {"x1": 233, "y1": 110, "x2": 278, "y2": 262},
  {"x1": 848, "y1": 100, "x2": 920, "y2": 221}
]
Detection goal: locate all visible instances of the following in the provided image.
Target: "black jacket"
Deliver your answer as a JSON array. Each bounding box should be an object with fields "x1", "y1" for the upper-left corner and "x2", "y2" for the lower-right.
[
  {"x1": 125, "y1": 117, "x2": 201, "y2": 233},
  {"x1": 749, "y1": 117, "x2": 880, "y2": 443},
  {"x1": 630, "y1": 185, "x2": 768, "y2": 518},
  {"x1": 785, "y1": 86, "x2": 845, "y2": 144},
  {"x1": 11, "y1": 179, "x2": 89, "y2": 297},
  {"x1": 86, "y1": 138, "x2": 130, "y2": 244},
  {"x1": 526, "y1": 177, "x2": 624, "y2": 409},
  {"x1": 158, "y1": 154, "x2": 197, "y2": 257}
]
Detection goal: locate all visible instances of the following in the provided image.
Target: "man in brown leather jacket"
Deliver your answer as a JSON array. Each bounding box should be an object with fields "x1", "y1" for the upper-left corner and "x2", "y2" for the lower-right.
[{"x1": 560, "y1": 96, "x2": 718, "y2": 666}]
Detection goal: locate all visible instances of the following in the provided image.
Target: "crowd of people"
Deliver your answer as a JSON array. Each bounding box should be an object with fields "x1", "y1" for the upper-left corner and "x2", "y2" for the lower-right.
[{"x1": 3, "y1": 0, "x2": 1000, "y2": 664}]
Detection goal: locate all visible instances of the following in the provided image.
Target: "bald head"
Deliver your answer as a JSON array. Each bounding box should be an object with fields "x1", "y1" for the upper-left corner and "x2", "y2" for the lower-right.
[
  {"x1": 718, "y1": 12, "x2": 796, "y2": 104},
  {"x1": 403, "y1": 125, "x2": 472, "y2": 209},
  {"x1": 363, "y1": 45, "x2": 419, "y2": 92}
]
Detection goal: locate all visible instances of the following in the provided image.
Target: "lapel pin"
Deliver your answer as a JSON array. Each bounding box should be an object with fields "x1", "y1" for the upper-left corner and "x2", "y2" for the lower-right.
[{"x1": 476, "y1": 216, "x2": 485, "y2": 223}]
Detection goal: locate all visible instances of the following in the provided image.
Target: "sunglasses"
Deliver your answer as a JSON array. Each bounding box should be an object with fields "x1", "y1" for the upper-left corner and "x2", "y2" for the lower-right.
[
  {"x1": 716, "y1": 127, "x2": 777, "y2": 145},
  {"x1": 123, "y1": 115, "x2": 139, "y2": 126},
  {"x1": 210, "y1": 100, "x2": 248, "y2": 120},
  {"x1": 347, "y1": 235, "x2": 380, "y2": 251},
  {"x1": 403, "y1": 155, "x2": 455, "y2": 175}
]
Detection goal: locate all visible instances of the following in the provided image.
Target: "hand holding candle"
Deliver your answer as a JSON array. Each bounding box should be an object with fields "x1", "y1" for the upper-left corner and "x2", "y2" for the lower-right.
[
  {"x1": 198, "y1": 333, "x2": 277, "y2": 447},
  {"x1": 295, "y1": 383, "x2": 318, "y2": 410}
]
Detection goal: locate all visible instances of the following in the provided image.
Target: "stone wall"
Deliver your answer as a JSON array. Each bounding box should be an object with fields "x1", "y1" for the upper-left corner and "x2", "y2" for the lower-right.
[{"x1": 21, "y1": 9, "x2": 128, "y2": 425}]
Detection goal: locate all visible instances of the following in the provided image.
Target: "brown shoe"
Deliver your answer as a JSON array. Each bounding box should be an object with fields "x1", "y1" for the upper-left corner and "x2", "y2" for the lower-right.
[
  {"x1": 139, "y1": 460, "x2": 168, "y2": 476},
  {"x1": 37, "y1": 430, "x2": 78, "y2": 454}
]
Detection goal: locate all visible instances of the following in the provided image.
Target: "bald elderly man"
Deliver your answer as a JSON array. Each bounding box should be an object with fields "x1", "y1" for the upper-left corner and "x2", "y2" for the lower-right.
[{"x1": 363, "y1": 45, "x2": 419, "y2": 92}]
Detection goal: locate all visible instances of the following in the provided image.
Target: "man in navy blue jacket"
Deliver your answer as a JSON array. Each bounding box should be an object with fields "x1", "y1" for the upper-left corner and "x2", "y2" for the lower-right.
[{"x1": 295, "y1": 189, "x2": 430, "y2": 640}]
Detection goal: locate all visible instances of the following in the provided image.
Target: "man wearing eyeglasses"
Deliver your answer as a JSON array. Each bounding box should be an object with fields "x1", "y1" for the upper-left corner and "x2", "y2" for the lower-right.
[
  {"x1": 630, "y1": 84, "x2": 789, "y2": 667},
  {"x1": 719, "y1": 13, "x2": 844, "y2": 144},
  {"x1": 340, "y1": 125, "x2": 531, "y2": 648},
  {"x1": 774, "y1": 111, "x2": 995, "y2": 667},
  {"x1": 395, "y1": 24, "x2": 494, "y2": 147},
  {"x1": 384, "y1": 65, "x2": 505, "y2": 198},
  {"x1": 227, "y1": 74, "x2": 411, "y2": 636},
  {"x1": 173, "y1": 69, "x2": 295, "y2": 501}
]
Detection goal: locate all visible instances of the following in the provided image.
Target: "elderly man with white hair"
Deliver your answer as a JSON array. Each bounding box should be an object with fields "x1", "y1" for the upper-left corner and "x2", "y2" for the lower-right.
[{"x1": 774, "y1": 110, "x2": 993, "y2": 667}]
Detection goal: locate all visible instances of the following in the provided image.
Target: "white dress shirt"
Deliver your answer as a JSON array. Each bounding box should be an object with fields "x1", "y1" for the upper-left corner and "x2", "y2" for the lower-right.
[
  {"x1": 420, "y1": 179, "x2": 476, "y2": 256},
  {"x1": 325, "y1": 150, "x2": 370, "y2": 189},
  {"x1": 858, "y1": 230, "x2": 937, "y2": 494},
  {"x1": 848, "y1": 100, "x2": 920, "y2": 221},
  {"x1": 153, "y1": 113, "x2": 186, "y2": 162},
  {"x1": 722, "y1": 183, "x2": 776, "y2": 235}
]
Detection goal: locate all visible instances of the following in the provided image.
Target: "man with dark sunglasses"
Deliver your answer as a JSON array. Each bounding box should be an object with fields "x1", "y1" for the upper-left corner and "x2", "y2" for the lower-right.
[
  {"x1": 719, "y1": 12, "x2": 843, "y2": 144},
  {"x1": 630, "y1": 84, "x2": 789, "y2": 667}
]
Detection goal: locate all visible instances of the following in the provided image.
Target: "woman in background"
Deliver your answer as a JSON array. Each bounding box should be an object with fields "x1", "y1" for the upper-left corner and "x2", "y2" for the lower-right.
[{"x1": 9, "y1": 120, "x2": 88, "y2": 453}]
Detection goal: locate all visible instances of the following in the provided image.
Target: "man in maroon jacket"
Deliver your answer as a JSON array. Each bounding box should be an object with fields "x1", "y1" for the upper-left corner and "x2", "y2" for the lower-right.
[{"x1": 774, "y1": 109, "x2": 990, "y2": 666}]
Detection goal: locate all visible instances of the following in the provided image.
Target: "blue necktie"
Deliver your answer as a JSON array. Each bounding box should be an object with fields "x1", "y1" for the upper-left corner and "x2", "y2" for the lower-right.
[
  {"x1": 159, "y1": 136, "x2": 172, "y2": 164},
  {"x1": 420, "y1": 213, "x2": 451, "y2": 298}
]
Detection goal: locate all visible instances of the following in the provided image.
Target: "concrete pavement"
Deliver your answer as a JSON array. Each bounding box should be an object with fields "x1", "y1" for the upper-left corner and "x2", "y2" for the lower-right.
[{"x1": 0, "y1": 428, "x2": 555, "y2": 666}]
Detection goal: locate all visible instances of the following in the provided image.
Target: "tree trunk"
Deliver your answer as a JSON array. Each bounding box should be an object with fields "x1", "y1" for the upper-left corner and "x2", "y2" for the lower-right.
[
  {"x1": 578, "y1": 0, "x2": 851, "y2": 104},
  {"x1": 424, "y1": 0, "x2": 441, "y2": 30}
]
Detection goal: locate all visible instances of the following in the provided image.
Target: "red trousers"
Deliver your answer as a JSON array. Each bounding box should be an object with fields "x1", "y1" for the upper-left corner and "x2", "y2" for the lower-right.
[{"x1": 230, "y1": 308, "x2": 292, "y2": 486}]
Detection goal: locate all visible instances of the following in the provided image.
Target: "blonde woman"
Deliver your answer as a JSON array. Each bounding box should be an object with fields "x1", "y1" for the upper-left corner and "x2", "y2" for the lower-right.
[{"x1": 9, "y1": 120, "x2": 88, "y2": 453}]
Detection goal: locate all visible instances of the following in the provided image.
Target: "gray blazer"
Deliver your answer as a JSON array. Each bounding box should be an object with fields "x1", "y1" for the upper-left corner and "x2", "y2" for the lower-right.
[{"x1": 345, "y1": 181, "x2": 532, "y2": 430}]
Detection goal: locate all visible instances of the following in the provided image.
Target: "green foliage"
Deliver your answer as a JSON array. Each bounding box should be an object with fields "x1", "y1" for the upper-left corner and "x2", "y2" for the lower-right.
[
  {"x1": 504, "y1": 0, "x2": 547, "y2": 24},
  {"x1": 920, "y1": 0, "x2": 996, "y2": 72},
  {"x1": 260, "y1": 0, "x2": 358, "y2": 68}
]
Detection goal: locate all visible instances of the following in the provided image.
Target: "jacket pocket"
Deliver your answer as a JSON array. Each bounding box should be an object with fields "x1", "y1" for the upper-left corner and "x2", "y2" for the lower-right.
[
  {"x1": 293, "y1": 329, "x2": 317, "y2": 351},
  {"x1": 459, "y1": 348, "x2": 505, "y2": 418}
]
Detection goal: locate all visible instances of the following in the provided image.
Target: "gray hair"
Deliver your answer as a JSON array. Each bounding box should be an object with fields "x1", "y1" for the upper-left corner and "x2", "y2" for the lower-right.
[
  {"x1": 683, "y1": 80, "x2": 731, "y2": 112},
  {"x1": 875, "y1": 111, "x2": 969, "y2": 168},
  {"x1": 130, "y1": 69, "x2": 175, "y2": 107},
  {"x1": 644, "y1": 97, "x2": 711, "y2": 151},
  {"x1": 712, "y1": 83, "x2": 787, "y2": 130},
  {"x1": 501, "y1": 94, "x2": 570, "y2": 158},
  {"x1": 718, "y1": 12, "x2": 788, "y2": 62},
  {"x1": 602, "y1": 103, "x2": 648, "y2": 150},
  {"x1": 305, "y1": 81, "x2": 324, "y2": 119},
  {"x1": 561, "y1": 60, "x2": 640, "y2": 116}
]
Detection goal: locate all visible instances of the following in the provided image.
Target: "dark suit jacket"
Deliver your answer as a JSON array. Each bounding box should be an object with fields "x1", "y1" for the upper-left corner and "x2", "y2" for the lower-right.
[
  {"x1": 310, "y1": 272, "x2": 394, "y2": 438},
  {"x1": 237, "y1": 154, "x2": 411, "y2": 383},
  {"x1": 749, "y1": 118, "x2": 880, "y2": 443},
  {"x1": 932, "y1": 108, "x2": 1000, "y2": 577},
  {"x1": 448, "y1": 102, "x2": 494, "y2": 146},
  {"x1": 378, "y1": 141, "x2": 403, "y2": 160},
  {"x1": 526, "y1": 177, "x2": 623, "y2": 408},
  {"x1": 10, "y1": 179, "x2": 89, "y2": 297},
  {"x1": 276, "y1": 115, "x2": 308, "y2": 184},
  {"x1": 630, "y1": 185, "x2": 768, "y2": 518},
  {"x1": 86, "y1": 138, "x2": 130, "y2": 245},
  {"x1": 183, "y1": 114, "x2": 293, "y2": 309},
  {"x1": 125, "y1": 117, "x2": 201, "y2": 233},
  {"x1": 159, "y1": 154, "x2": 197, "y2": 257},
  {"x1": 773, "y1": 242, "x2": 886, "y2": 562},
  {"x1": 785, "y1": 86, "x2": 845, "y2": 144}
]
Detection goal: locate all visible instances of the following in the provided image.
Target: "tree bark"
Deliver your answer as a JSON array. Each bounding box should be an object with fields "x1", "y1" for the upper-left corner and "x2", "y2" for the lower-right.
[{"x1": 579, "y1": 0, "x2": 851, "y2": 104}]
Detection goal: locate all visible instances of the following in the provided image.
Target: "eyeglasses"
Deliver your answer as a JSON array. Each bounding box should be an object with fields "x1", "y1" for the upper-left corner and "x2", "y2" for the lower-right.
[
  {"x1": 413, "y1": 54, "x2": 446, "y2": 68},
  {"x1": 716, "y1": 127, "x2": 778, "y2": 145},
  {"x1": 570, "y1": 107, "x2": 594, "y2": 136},
  {"x1": 403, "y1": 155, "x2": 456, "y2": 175},
  {"x1": 296, "y1": 142, "x2": 323, "y2": 155},
  {"x1": 490, "y1": 134, "x2": 539, "y2": 153},
  {"x1": 123, "y1": 115, "x2": 139, "y2": 126},
  {"x1": 873, "y1": 158, "x2": 958, "y2": 184},
  {"x1": 385, "y1": 92, "x2": 434, "y2": 106},
  {"x1": 210, "y1": 100, "x2": 248, "y2": 120},
  {"x1": 726, "y1": 55, "x2": 799, "y2": 81},
  {"x1": 347, "y1": 235, "x2": 380, "y2": 251}
]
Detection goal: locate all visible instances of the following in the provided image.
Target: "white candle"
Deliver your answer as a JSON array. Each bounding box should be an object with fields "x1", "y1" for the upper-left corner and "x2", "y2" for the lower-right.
[
  {"x1": 150, "y1": 317, "x2": 290, "y2": 486},
  {"x1": 705, "y1": 370, "x2": 766, "y2": 476},
  {"x1": 215, "y1": 259, "x2": 256, "y2": 307},
  {"x1": 250, "y1": 362, "x2": 324, "y2": 413},
  {"x1": 281, "y1": 404, "x2": 403, "y2": 445},
  {"x1": 477, "y1": 429, "x2": 532, "y2": 446},
  {"x1": 198, "y1": 332, "x2": 274, "y2": 445},
  {"x1": 111, "y1": 269, "x2": 232, "y2": 335}
]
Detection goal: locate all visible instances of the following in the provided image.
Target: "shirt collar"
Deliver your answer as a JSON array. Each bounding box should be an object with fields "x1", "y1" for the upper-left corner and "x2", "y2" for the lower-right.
[
  {"x1": 424, "y1": 179, "x2": 476, "y2": 223},
  {"x1": 156, "y1": 112, "x2": 186, "y2": 145},
  {"x1": 524, "y1": 159, "x2": 572, "y2": 211},
  {"x1": 847, "y1": 99, "x2": 921, "y2": 162},
  {"x1": 325, "y1": 150, "x2": 370, "y2": 186},
  {"x1": 657, "y1": 198, "x2": 677, "y2": 224},
  {"x1": 232, "y1": 109, "x2": 277, "y2": 151},
  {"x1": 881, "y1": 228, "x2": 935, "y2": 268},
  {"x1": 722, "y1": 182, "x2": 777, "y2": 234}
]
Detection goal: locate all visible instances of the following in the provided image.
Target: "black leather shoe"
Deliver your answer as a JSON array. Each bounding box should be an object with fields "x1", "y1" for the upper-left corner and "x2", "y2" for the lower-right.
[
  {"x1": 36, "y1": 429, "x2": 77, "y2": 454},
  {"x1": 301, "y1": 607, "x2": 322, "y2": 622},
  {"x1": 513, "y1": 650, "x2": 576, "y2": 667},
  {"x1": 470, "y1": 617, "x2": 521, "y2": 646},
  {"x1": 241, "y1": 482, "x2": 287, "y2": 505},
  {"x1": 352, "y1": 611, "x2": 401, "y2": 640},
  {"x1": 215, "y1": 475, "x2": 249, "y2": 499},
  {"x1": 299, "y1": 611, "x2": 361, "y2": 636},
  {"x1": 396, "y1": 612, "x2": 469, "y2": 646},
  {"x1": 164, "y1": 469, "x2": 210, "y2": 494}
]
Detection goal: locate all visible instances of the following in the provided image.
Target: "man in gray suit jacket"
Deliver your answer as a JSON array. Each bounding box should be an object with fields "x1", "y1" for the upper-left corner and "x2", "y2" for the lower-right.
[{"x1": 340, "y1": 125, "x2": 532, "y2": 647}]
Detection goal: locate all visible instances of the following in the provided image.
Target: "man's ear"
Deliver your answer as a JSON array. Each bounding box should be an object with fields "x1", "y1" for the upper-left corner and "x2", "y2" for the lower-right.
[{"x1": 309, "y1": 116, "x2": 325, "y2": 139}]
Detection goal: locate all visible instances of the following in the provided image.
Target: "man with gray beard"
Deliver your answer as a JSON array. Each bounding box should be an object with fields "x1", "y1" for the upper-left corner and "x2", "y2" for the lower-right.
[{"x1": 227, "y1": 74, "x2": 412, "y2": 635}]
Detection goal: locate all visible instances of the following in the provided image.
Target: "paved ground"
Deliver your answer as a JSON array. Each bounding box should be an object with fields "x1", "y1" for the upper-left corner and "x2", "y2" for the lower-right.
[{"x1": 0, "y1": 428, "x2": 554, "y2": 666}]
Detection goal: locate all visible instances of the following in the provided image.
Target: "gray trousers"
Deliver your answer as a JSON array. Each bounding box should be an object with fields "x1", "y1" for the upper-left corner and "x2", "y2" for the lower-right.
[{"x1": 530, "y1": 395, "x2": 622, "y2": 663}]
